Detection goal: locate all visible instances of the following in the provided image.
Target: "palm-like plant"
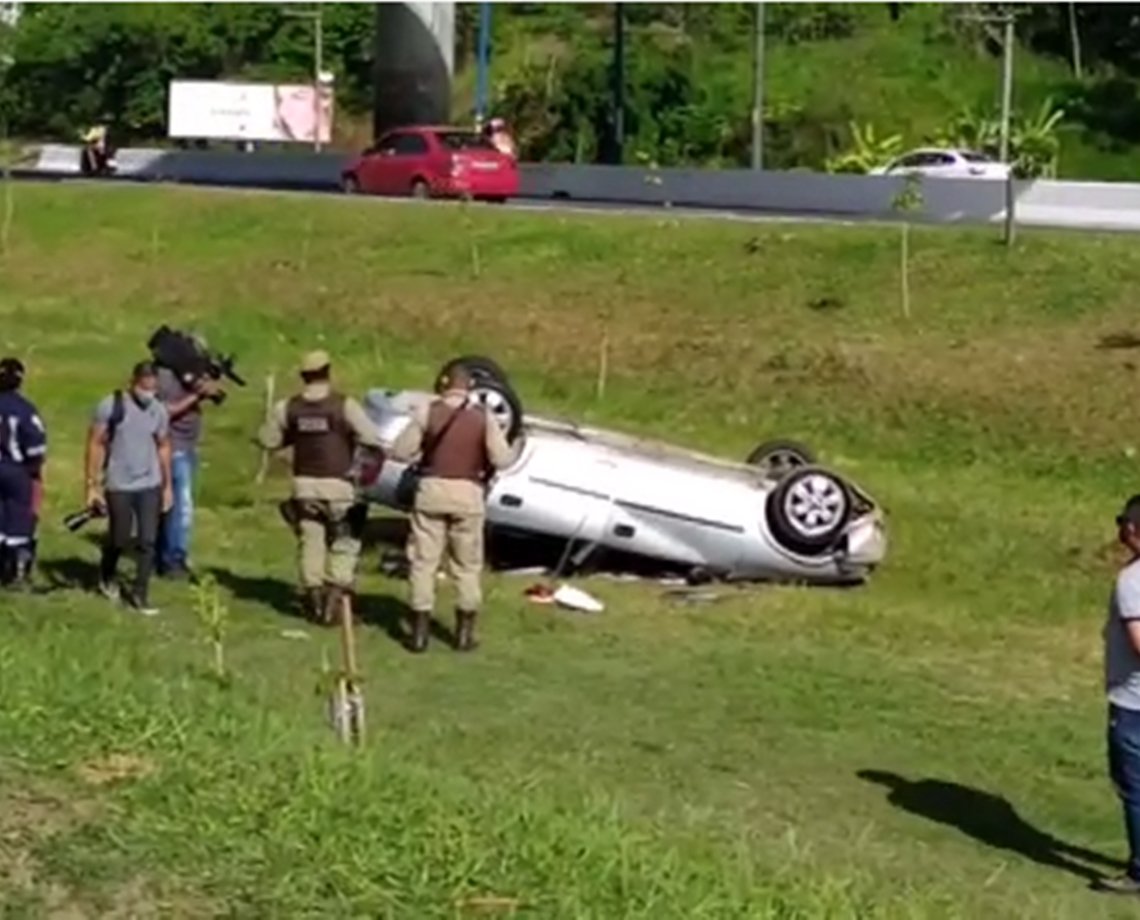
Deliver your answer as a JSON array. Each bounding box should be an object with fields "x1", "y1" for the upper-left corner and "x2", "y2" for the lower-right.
[{"x1": 824, "y1": 121, "x2": 904, "y2": 174}]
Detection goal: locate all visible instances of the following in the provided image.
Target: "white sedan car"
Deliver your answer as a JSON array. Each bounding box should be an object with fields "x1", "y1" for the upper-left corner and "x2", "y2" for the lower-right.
[
  {"x1": 357, "y1": 360, "x2": 887, "y2": 586},
  {"x1": 871, "y1": 148, "x2": 1010, "y2": 180}
]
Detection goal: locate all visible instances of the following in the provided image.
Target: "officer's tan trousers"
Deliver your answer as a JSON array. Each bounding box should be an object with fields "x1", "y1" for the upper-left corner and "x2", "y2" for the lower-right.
[
  {"x1": 296, "y1": 499, "x2": 362, "y2": 590},
  {"x1": 408, "y1": 509, "x2": 485, "y2": 613}
]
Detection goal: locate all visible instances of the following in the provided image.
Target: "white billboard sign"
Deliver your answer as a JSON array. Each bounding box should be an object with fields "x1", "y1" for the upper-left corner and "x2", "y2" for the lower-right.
[{"x1": 167, "y1": 80, "x2": 333, "y2": 144}]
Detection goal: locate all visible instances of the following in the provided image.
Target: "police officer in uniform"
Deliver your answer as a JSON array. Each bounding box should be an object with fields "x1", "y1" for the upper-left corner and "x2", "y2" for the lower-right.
[
  {"x1": 258, "y1": 350, "x2": 383, "y2": 624},
  {"x1": 390, "y1": 363, "x2": 513, "y2": 653},
  {"x1": 0, "y1": 358, "x2": 47, "y2": 589}
]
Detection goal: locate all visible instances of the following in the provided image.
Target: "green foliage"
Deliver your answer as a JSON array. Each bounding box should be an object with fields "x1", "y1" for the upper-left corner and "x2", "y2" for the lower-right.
[
  {"x1": 192, "y1": 573, "x2": 230, "y2": 683},
  {"x1": 3, "y1": 3, "x2": 373, "y2": 141},
  {"x1": 1011, "y1": 96, "x2": 1065, "y2": 178},
  {"x1": 824, "y1": 121, "x2": 903, "y2": 174},
  {"x1": 0, "y1": 1, "x2": 1133, "y2": 176}
]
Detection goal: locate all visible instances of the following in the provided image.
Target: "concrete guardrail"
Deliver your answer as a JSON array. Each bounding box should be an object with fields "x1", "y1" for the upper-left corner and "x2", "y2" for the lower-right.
[{"x1": 16, "y1": 144, "x2": 1140, "y2": 232}]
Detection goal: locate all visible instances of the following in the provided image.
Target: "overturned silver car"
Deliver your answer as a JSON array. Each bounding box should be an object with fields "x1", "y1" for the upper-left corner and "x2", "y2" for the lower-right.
[{"x1": 358, "y1": 359, "x2": 887, "y2": 586}]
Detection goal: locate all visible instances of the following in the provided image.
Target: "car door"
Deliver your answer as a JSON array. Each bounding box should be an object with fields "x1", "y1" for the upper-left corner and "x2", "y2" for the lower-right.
[
  {"x1": 357, "y1": 134, "x2": 395, "y2": 194},
  {"x1": 924, "y1": 152, "x2": 963, "y2": 178},
  {"x1": 386, "y1": 132, "x2": 431, "y2": 196}
]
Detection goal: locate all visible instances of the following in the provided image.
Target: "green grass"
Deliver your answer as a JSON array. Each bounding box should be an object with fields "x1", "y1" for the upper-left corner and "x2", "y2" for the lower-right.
[{"x1": 2, "y1": 181, "x2": 1140, "y2": 917}]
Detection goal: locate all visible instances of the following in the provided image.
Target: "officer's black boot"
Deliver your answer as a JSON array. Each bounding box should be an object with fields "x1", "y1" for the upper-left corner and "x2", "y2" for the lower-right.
[
  {"x1": 455, "y1": 610, "x2": 478, "y2": 652},
  {"x1": 409, "y1": 609, "x2": 430, "y2": 653},
  {"x1": 0, "y1": 547, "x2": 12, "y2": 588}
]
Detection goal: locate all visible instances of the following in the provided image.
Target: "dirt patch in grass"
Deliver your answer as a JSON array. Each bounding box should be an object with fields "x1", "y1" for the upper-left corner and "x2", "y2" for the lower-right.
[{"x1": 74, "y1": 753, "x2": 157, "y2": 788}]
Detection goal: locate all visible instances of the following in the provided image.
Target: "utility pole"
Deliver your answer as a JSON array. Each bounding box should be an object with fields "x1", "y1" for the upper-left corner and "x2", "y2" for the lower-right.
[
  {"x1": 998, "y1": 11, "x2": 1013, "y2": 165},
  {"x1": 1067, "y1": 1, "x2": 1082, "y2": 79},
  {"x1": 612, "y1": 2, "x2": 625, "y2": 165},
  {"x1": 286, "y1": 4, "x2": 327, "y2": 151},
  {"x1": 313, "y1": 3, "x2": 324, "y2": 152},
  {"x1": 960, "y1": 6, "x2": 1018, "y2": 247},
  {"x1": 751, "y1": 2, "x2": 765, "y2": 170},
  {"x1": 475, "y1": 1, "x2": 491, "y2": 127}
]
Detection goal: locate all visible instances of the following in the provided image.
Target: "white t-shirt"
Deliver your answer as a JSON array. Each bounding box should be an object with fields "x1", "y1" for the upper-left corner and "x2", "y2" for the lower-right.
[{"x1": 1105, "y1": 558, "x2": 1140, "y2": 710}]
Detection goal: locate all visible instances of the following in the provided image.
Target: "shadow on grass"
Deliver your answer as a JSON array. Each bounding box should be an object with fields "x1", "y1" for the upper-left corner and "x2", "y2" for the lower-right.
[
  {"x1": 37, "y1": 555, "x2": 101, "y2": 592},
  {"x1": 857, "y1": 769, "x2": 1124, "y2": 883},
  {"x1": 208, "y1": 567, "x2": 454, "y2": 651}
]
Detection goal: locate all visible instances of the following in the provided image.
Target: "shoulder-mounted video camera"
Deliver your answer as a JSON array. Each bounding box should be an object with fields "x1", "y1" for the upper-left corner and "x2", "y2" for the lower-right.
[{"x1": 147, "y1": 325, "x2": 246, "y2": 405}]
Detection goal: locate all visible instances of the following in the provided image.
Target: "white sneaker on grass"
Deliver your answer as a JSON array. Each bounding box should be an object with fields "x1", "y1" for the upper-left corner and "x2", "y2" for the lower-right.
[{"x1": 123, "y1": 589, "x2": 159, "y2": 617}]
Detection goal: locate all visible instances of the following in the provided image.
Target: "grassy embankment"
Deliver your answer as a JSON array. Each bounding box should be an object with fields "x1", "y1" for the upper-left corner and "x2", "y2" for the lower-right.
[{"x1": 2, "y1": 182, "x2": 1140, "y2": 917}]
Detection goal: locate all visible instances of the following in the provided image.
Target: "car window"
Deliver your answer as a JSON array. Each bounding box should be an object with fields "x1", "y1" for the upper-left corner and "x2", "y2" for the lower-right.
[
  {"x1": 961, "y1": 151, "x2": 994, "y2": 163},
  {"x1": 933, "y1": 153, "x2": 957, "y2": 165},
  {"x1": 391, "y1": 133, "x2": 429, "y2": 156},
  {"x1": 895, "y1": 152, "x2": 927, "y2": 168},
  {"x1": 435, "y1": 131, "x2": 496, "y2": 152}
]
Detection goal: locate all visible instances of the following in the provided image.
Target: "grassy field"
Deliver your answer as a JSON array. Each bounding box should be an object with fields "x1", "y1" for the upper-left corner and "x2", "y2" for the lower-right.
[{"x1": 2, "y1": 181, "x2": 1140, "y2": 917}]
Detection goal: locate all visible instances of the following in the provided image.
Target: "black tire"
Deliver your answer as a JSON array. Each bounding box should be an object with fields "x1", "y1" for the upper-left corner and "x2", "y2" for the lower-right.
[
  {"x1": 765, "y1": 466, "x2": 851, "y2": 556},
  {"x1": 467, "y1": 377, "x2": 524, "y2": 444},
  {"x1": 411, "y1": 178, "x2": 430, "y2": 199},
  {"x1": 747, "y1": 439, "x2": 816, "y2": 479},
  {"x1": 444, "y1": 354, "x2": 510, "y2": 387},
  {"x1": 341, "y1": 173, "x2": 361, "y2": 194}
]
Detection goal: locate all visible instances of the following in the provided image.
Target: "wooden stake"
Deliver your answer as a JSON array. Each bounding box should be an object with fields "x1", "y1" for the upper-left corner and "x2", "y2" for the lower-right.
[
  {"x1": 334, "y1": 593, "x2": 365, "y2": 745},
  {"x1": 1, "y1": 165, "x2": 12, "y2": 258},
  {"x1": 255, "y1": 373, "x2": 276, "y2": 484},
  {"x1": 900, "y1": 222, "x2": 910, "y2": 320},
  {"x1": 596, "y1": 324, "x2": 609, "y2": 400}
]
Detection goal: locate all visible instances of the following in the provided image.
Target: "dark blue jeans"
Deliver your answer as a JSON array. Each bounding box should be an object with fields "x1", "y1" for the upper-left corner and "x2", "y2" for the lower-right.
[
  {"x1": 158, "y1": 448, "x2": 197, "y2": 572},
  {"x1": 1109, "y1": 704, "x2": 1140, "y2": 879}
]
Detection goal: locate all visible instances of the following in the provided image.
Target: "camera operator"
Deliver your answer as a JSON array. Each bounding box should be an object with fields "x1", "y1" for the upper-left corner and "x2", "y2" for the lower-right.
[
  {"x1": 0, "y1": 357, "x2": 47, "y2": 590},
  {"x1": 156, "y1": 362, "x2": 221, "y2": 580},
  {"x1": 85, "y1": 361, "x2": 173, "y2": 615}
]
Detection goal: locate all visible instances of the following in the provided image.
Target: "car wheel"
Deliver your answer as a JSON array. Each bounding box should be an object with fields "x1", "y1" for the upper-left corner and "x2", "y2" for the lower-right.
[
  {"x1": 442, "y1": 354, "x2": 511, "y2": 387},
  {"x1": 766, "y1": 466, "x2": 851, "y2": 555},
  {"x1": 411, "y1": 179, "x2": 430, "y2": 199},
  {"x1": 342, "y1": 174, "x2": 361, "y2": 194},
  {"x1": 466, "y1": 378, "x2": 524, "y2": 444},
  {"x1": 747, "y1": 439, "x2": 816, "y2": 479}
]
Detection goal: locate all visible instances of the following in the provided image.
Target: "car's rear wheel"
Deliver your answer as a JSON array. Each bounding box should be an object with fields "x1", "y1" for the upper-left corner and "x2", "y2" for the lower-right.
[
  {"x1": 747, "y1": 439, "x2": 816, "y2": 479},
  {"x1": 411, "y1": 178, "x2": 431, "y2": 199},
  {"x1": 467, "y1": 378, "x2": 524, "y2": 444},
  {"x1": 766, "y1": 466, "x2": 851, "y2": 555},
  {"x1": 341, "y1": 173, "x2": 361, "y2": 194},
  {"x1": 443, "y1": 354, "x2": 510, "y2": 387}
]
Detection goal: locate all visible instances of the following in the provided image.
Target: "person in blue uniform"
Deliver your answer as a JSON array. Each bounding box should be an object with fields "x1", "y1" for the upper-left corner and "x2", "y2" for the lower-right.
[{"x1": 0, "y1": 357, "x2": 47, "y2": 589}]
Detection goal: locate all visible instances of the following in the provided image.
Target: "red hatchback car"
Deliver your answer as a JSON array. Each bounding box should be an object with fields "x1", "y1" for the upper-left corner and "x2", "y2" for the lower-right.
[{"x1": 341, "y1": 126, "x2": 518, "y2": 202}]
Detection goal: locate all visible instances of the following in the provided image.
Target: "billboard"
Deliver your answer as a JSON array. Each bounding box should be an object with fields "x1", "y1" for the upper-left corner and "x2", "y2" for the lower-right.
[{"x1": 167, "y1": 80, "x2": 334, "y2": 144}]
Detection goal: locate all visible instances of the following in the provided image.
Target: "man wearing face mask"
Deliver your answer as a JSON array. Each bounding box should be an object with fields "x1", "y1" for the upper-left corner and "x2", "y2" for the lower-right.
[{"x1": 85, "y1": 361, "x2": 173, "y2": 615}]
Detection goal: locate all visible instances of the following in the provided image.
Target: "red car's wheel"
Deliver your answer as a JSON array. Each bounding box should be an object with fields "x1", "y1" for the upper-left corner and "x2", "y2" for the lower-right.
[
  {"x1": 341, "y1": 174, "x2": 361, "y2": 194},
  {"x1": 411, "y1": 179, "x2": 430, "y2": 199}
]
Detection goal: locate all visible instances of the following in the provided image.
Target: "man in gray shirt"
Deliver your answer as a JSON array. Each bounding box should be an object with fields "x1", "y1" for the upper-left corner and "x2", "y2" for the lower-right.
[
  {"x1": 85, "y1": 361, "x2": 172, "y2": 615},
  {"x1": 1099, "y1": 495, "x2": 1140, "y2": 893},
  {"x1": 156, "y1": 364, "x2": 219, "y2": 578}
]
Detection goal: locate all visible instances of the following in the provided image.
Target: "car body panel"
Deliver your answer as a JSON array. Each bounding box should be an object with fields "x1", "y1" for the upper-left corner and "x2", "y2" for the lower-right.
[
  {"x1": 870, "y1": 148, "x2": 1010, "y2": 180},
  {"x1": 358, "y1": 389, "x2": 887, "y2": 585},
  {"x1": 343, "y1": 126, "x2": 519, "y2": 200}
]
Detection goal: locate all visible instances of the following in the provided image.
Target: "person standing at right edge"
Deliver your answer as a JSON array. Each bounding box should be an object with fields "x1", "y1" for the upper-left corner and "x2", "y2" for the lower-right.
[
  {"x1": 85, "y1": 362, "x2": 173, "y2": 616},
  {"x1": 390, "y1": 364, "x2": 512, "y2": 654},
  {"x1": 1099, "y1": 495, "x2": 1140, "y2": 894}
]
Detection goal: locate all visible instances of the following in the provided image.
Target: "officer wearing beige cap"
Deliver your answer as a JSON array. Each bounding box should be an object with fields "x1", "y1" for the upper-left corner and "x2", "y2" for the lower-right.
[{"x1": 258, "y1": 349, "x2": 383, "y2": 624}]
